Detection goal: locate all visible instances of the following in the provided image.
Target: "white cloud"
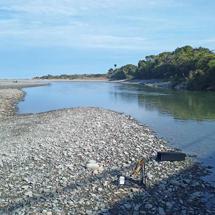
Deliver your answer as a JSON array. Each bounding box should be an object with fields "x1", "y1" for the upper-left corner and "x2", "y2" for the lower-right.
[
  {"x1": 0, "y1": 0, "x2": 212, "y2": 51},
  {"x1": 0, "y1": 23, "x2": 156, "y2": 50},
  {"x1": 81, "y1": 35, "x2": 155, "y2": 50},
  {"x1": 0, "y1": 0, "x2": 185, "y2": 18}
]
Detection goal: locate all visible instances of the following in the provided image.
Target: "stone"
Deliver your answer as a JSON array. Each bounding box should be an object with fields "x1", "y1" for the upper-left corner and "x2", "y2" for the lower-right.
[
  {"x1": 86, "y1": 209, "x2": 93, "y2": 214},
  {"x1": 86, "y1": 160, "x2": 100, "y2": 170},
  {"x1": 0, "y1": 159, "x2": 3, "y2": 167},
  {"x1": 22, "y1": 185, "x2": 29, "y2": 190},
  {"x1": 145, "y1": 204, "x2": 153, "y2": 209},
  {"x1": 89, "y1": 160, "x2": 97, "y2": 164},
  {"x1": 123, "y1": 203, "x2": 131, "y2": 209},
  {"x1": 166, "y1": 202, "x2": 173, "y2": 209},
  {"x1": 190, "y1": 191, "x2": 202, "y2": 199},
  {"x1": 93, "y1": 170, "x2": 99, "y2": 174},
  {"x1": 158, "y1": 207, "x2": 165, "y2": 215},
  {"x1": 103, "y1": 181, "x2": 108, "y2": 187},
  {"x1": 25, "y1": 191, "x2": 33, "y2": 198},
  {"x1": 147, "y1": 173, "x2": 153, "y2": 180},
  {"x1": 131, "y1": 188, "x2": 139, "y2": 192},
  {"x1": 98, "y1": 187, "x2": 103, "y2": 192}
]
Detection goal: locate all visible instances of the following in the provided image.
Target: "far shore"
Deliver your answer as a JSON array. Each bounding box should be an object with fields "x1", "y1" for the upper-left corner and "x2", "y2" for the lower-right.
[
  {"x1": 33, "y1": 78, "x2": 174, "y2": 89},
  {"x1": 0, "y1": 79, "x2": 50, "y2": 89},
  {"x1": 0, "y1": 78, "x2": 172, "y2": 90},
  {"x1": 37, "y1": 78, "x2": 109, "y2": 82}
]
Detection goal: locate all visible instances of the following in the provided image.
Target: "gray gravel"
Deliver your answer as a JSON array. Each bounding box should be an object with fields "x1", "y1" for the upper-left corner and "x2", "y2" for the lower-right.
[
  {"x1": 0, "y1": 89, "x2": 24, "y2": 119},
  {"x1": 0, "y1": 80, "x2": 48, "y2": 119},
  {"x1": 0, "y1": 86, "x2": 215, "y2": 214},
  {"x1": 0, "y1": 80, "x2": 48, "y2": 89}
]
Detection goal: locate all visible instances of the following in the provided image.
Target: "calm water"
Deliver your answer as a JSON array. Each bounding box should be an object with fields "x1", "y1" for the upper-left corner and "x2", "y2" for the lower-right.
[{"x1": 18, "y1": 81, "x2": 215, "y2": 183}]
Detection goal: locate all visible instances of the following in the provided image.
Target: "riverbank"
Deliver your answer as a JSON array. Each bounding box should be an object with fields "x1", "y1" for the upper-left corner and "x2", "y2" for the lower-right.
[
  {"x1": 0, "y1": 80, "x2": 49, "y2": 119},
  {"x1": 110, "y1": 79, "x2": 174, "y2": 89},
  {"x1": 0, "y1": 82, "x2": 215, "y2": 214},
  {"x1": 38, "y1": 78, "x2": 108, "y2": 82},
  {"x1": 0, "y1": 79, "x2": 49, "y2": 89}
]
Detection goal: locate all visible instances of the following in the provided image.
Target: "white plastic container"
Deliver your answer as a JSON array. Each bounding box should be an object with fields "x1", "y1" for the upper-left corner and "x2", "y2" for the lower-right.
[{"x1": 119, "y1": 176, "x2": 125, "y2": 185}]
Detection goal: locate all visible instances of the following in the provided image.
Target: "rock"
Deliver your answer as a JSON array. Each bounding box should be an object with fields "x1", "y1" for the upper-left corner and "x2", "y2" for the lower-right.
[
  {"x1": 98, "y1": 166, "x2": 104, "y2": 172},
  {"x1": 98, "y1": 187, "x2": 103, "y2": 192},
  {"x1": 93, "y1": 170, "x2": 99, "y2": 174},
  {"x1": 25, "y1": 191, "x2": 33, "y2": 198},
  {"x1": 22, "y1": 185, "x2": 29, "y2": 190},
  {"x1": 103, "y1": 181, "x2": 108, "y2": 187},
  {"x1": 86, "y1": 160, "x2": 100, "y2": 170},
  {"x1": 99, "y1": 208, "x2": 109, "y2": 214},
  {"x1": 131, "y1": 188, "x2": 139, "y2": 192},
  {"x1": 166, "y1": 202, "x2": 173, "y2": 209},
  {"x1": 171, "y1": 180, "x2": 180, "y2": 186},
  {"x1": 42, "y1": 210, "x2": 48, "y2": 214},
  {"x1": 0, "y1": 159, "x2": 3, "y2": 167},
  {"x1": 86, "y1": 209, "x2": 94, "y2": 214},
  {"x1": 89, "y1": 160, "x2": 97, "y2": 164},
  {"x1": 147, "y1": 173, "x2": 153, "y2": 180},
  {"x1": 145, "y1": 204, "x2": 153, "y2": 209},
  {"x1": 67, "y1": 164, "x2": 73, "y2": 170},
  {"x1": 179, "y1": 199, "x2": 183, "y2": 204},
  {"x1": 158, "y1": 207, "x2": 165, "y2": 215},
  {"x1": 123, "y1": 203, "x2": 131, "y2": 209},
  {"x1": 190, "y1": 191, "x2": 202, "y2": 199}
]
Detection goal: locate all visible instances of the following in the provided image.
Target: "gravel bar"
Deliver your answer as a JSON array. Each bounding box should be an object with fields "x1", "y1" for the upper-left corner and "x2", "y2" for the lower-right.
[{"x1": 0, "y1": 84, "x2": 215, "y2": 215}]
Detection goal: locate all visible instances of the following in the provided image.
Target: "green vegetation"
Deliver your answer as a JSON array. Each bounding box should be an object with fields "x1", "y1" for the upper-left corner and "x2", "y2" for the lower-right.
[
  {"x1": 108, "y1": 46, "x2": 215, "y2": 91},
  {"x1": 34, "y1": 74, "x2": 107, "y2": 80},
  {"x1": 107, "y1": 64, "x2": 137, "y2": 80}
]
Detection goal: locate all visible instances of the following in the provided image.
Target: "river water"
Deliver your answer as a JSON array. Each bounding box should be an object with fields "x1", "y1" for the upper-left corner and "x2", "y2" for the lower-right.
[{"x1": 18, "y1": 81, "x2": 215, "y2": 183}]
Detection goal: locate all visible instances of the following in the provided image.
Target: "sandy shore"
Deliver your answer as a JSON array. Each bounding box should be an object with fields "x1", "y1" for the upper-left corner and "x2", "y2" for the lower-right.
[
  {"x1": 0, "y1": 80, "x2": 215, "y2": 214},
  {"x1": 34, "y1": 78, "x2": 108, "y2": 82},
  {"x1": 0, "y1": 79, "x2": 49, "y2": 89}
]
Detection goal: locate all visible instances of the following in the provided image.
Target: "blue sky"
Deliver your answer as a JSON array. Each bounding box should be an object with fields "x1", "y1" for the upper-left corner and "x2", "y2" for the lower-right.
[{"x1": 0, "y1": 0, "x2": 215, "y2": 78}]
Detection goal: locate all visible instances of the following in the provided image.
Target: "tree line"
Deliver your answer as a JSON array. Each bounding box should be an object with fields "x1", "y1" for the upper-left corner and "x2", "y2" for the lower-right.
[
  {"x1": 34, "y1": 74, "x2": 106, "y2": 80},
  {"x1": 107, "y1": 46, "x2": 215, "y2": 91}
]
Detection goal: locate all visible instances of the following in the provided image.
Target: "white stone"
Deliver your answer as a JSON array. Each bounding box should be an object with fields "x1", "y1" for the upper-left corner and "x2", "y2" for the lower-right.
[
  {"x1": 86, "y1": 162, "x2": 100, "y2": 170},
  {"x1": 0, "y1": 159, "x2": 3, "y2": 167},
  {"x1": 88, "y1": 160, "x2": 97, "y2": 164},
  {"x1": 25, "y1": 191, "x2": 33, "y2": 198}
]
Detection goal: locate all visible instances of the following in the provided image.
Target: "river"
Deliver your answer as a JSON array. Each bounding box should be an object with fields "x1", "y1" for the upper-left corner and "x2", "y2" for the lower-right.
[{"x1": 18, "y1": 81, "x2": 215, "y2": 183}]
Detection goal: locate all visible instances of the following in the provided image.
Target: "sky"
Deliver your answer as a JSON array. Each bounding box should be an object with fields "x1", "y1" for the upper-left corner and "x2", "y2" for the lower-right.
[{"x1": 0, "y1": 0, "x2": 215, "y2": 78}]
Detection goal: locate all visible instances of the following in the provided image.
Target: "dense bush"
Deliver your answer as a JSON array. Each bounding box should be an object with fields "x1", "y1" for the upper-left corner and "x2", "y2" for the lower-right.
[
  {"x1": 107, "y1": 64, "x2": 137, "y2": 80},
  {"x1": 108, "y1": 46, "x2": 215, "y2": 91}
]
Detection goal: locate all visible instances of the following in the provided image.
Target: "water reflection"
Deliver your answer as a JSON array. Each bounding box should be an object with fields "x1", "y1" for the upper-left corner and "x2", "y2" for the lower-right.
[{"x1": 112, "y1": 84, "x2": 215, "y2": 121}]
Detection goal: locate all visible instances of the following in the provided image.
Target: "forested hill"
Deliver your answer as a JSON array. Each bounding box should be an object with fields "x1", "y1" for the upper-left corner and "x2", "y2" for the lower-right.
[{"x1": 107, "y1": 46, "x2": 215, "y2": 91}]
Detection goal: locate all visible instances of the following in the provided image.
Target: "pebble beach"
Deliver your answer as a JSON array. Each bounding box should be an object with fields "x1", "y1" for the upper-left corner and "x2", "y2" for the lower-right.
[{"x1": 0, "y1": 80, "x2": 215, "y2": 215}]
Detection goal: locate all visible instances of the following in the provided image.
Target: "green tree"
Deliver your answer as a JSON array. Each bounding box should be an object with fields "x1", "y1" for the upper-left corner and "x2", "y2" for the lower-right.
[{"x1": 107, "y1": 45, "x2": 215, "y2": 90}]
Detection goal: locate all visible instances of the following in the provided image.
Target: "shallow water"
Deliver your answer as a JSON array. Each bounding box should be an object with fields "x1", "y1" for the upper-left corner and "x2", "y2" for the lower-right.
[{"x1": 18, "y1": 81, "x2": 215, "y2": 183}]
